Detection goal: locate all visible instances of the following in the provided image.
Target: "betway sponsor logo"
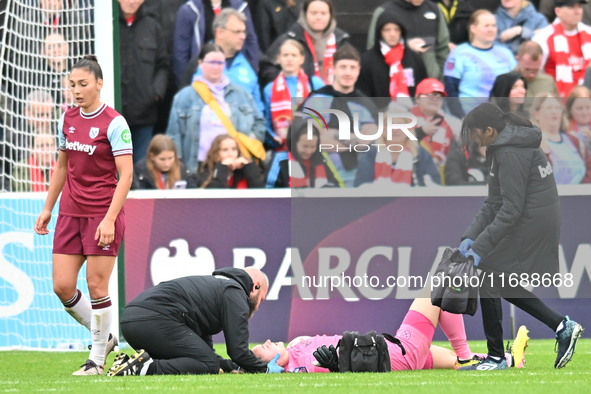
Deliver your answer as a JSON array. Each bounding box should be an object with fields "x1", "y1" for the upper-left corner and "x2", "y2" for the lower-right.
[
  {"x1": 539, "y1": 162, "x2": 553, "y2": 178},
  {"x1": 65, "y1": 141, "x2": 97, "y2": 155}
]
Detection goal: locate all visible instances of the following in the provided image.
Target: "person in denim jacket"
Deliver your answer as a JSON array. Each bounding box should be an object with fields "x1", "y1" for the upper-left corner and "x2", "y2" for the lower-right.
[{"x1": 166, "y1": 44, "x2": 266, "y2": 175}]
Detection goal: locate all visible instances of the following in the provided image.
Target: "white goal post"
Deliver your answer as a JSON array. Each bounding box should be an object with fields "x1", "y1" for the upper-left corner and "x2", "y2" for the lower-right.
[{"x1": 0, "y1": 0, "x2": 118, "y2": 350}]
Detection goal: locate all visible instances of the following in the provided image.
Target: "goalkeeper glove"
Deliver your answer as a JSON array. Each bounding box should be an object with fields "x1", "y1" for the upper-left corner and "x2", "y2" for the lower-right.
[{"x1": 313, "y1": 345, "x2": 339, "y2": 372}]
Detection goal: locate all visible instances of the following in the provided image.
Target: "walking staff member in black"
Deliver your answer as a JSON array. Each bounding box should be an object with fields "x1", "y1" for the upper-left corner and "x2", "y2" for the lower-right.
[
  {"x1": 108, "y1": 267, "x2": 284, "y2": 375},
  {"x1": 455, "y1": 103, "x2": 583, "y2": 371}
]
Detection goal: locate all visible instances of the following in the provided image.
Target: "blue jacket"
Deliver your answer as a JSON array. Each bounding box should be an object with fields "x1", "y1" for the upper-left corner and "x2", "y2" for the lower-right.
[
  {"x1": 194, "y1": 52, "x2": 265, "y2": 115},
  {"x1": 354, "y1": 146, "x2": 442, "y2": 187},
  {"x1": 173, "y1": 0, "x2": 259, "y2": 85},
  {"x1": 263, "y1": 75, "x2": 325, "y2": 143},
  {"x1": 166, "y1": 82, "x2": 266, "y2": 174},
  {"x1": 495, "y1": 3, "x2": 548, "y2": 55}
]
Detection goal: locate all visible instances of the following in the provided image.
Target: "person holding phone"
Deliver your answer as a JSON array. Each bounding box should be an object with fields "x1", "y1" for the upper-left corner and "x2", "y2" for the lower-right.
[
  {"x1": 410, "y1": 79, "x2": 458, "y2": 177},
  {"x1": 131, "y1": 134, "x2": 189, "y2": 190}
]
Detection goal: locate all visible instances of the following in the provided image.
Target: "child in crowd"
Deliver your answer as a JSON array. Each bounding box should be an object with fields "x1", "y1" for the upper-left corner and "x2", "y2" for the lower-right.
[
  {"x1": 132, "y1": 134, "x2": 187, "y2": 190},
  {"x1": 196, "y1": 134, "x2": 265, "y2": 188},
  {"x1": 266, "y1": 119, "x2": 342, "y2": 188}
]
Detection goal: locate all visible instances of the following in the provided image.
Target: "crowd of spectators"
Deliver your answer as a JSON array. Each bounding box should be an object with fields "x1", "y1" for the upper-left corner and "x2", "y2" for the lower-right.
[{"x1": 3, "y1": 0, "x2": 591, "y2": 191}]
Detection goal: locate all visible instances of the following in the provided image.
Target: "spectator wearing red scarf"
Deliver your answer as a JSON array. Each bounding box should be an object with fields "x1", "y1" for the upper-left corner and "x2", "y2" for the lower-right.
[
  {"x1": 264, "y1": 39, "x2": 324, "y2": 149},
  {"x1": 261, "y1": 0, "x2": 350, "y2": 89},
  {"x1": 357, "y1": 11, "x2": 427, "y2": 98},
  {"x1": 12, "y1": 134, "x2": 56, "y2": 192}
]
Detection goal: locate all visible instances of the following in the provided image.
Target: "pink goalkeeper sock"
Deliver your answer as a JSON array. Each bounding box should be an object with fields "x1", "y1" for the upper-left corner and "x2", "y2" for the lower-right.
[{"x1": 438, "y1": 311, "x2": 472, "y2": 360}]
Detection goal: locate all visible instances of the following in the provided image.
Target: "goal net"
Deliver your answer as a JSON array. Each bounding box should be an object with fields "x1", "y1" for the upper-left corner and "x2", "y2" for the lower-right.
[{"x1": 0, "y1": 0, "x2": 116, "y2": 349}]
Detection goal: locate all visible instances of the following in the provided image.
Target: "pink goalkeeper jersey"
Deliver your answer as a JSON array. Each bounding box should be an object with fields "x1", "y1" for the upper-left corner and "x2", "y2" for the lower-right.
[
  {"x1": 285, "y1": 335, "x2": 342, "y2": 373},
  {"x1": 285, "y1": 334, "x2": 412, "y2": 372},
  {"x1": 58, "y1": 103, "x2": 132, "y2": 217}
]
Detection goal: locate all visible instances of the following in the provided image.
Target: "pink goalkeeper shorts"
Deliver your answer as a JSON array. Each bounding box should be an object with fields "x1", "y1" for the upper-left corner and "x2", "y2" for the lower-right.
[{"x1": 387, "y1": 310, "x2": 435, "y2": 371}]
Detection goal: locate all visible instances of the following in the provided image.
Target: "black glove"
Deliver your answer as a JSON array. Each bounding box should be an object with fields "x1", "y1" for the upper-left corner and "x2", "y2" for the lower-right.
[{"x1": 313, "y1": 345, "x2": 339, "y2": 372}]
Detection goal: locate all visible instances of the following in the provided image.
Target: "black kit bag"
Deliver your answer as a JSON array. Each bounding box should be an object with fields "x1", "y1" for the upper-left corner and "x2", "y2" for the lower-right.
[
  {"x1": 337, "y1": 331, "x2": 403, "y2": 372},
  {"x1": 431, "y1": 247, "x2": 481, "y2": 316}
]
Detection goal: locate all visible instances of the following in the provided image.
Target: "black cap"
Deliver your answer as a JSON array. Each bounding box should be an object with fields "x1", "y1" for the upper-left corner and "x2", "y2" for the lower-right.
[{"x1": 555, "y1": 0, "x2": 588, "y2": 7}]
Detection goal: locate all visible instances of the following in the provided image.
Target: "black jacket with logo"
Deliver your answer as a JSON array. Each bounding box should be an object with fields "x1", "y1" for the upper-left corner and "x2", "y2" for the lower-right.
[
  {"x1": 124, "y1": 268, "x2": 268, "y2": 373},
  {"x1": 462, "y1": 125, "x2": 560, "y2": 276}
]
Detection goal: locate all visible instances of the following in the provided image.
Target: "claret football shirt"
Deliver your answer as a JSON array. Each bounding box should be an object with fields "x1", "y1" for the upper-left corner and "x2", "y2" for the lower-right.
[{"x1": 58, "y1": 103, "x2": 132, "y2": 217}]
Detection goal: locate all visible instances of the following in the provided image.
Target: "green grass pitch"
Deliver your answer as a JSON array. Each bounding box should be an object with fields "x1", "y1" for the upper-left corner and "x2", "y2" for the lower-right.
[{"x1": 1, "y1": 339, "x2": 589, "y2": 393}]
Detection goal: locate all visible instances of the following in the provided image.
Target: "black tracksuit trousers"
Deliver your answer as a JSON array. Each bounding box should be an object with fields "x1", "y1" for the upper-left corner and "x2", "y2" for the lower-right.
[
  {"x1": 480, "y1": 272, "x2": 564, "y2": 357},
  {"x1": 120, "y1": 306, "x2": 235, "y2": 375}
]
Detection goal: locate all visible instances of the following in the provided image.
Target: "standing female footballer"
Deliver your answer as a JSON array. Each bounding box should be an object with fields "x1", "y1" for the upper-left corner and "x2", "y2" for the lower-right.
[{"x1": 34, "y1": 55, "x2": 134, "y2": 375}]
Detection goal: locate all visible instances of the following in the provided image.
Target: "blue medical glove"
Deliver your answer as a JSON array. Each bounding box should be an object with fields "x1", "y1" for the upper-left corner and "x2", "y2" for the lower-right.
[
  {"x1": 459, "y1": 238, "x2": 474, "y2": 256},
  {"x1": 465, "y1": 249, "x2": 481, "y2": 267},
  {"x1": 266, "y1": 353, "x2": 284, "y2": 373}
]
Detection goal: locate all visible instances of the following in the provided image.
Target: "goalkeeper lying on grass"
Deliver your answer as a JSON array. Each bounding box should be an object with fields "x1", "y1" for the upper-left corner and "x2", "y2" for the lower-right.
[{"x1": 251, "y1": 298, "x2": 529, "y2": 373}]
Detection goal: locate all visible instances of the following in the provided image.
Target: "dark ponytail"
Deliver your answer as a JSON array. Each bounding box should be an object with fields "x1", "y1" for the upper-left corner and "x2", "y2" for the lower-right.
[
  {"x1": 460, "y1": 102, "x2": 532, "y2": 149},
  {"x1": 199, "y1": 43, "x2": 224, "y2": 61},
  {"x1": 71, "y1": 54, "x2": 103, "y2": 81}
]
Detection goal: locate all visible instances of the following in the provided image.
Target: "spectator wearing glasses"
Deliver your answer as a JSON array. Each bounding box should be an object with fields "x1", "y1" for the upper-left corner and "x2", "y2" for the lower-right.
[
  {"x1": 173, "y1": 0, "x2": 259, "y2": 86},
  {"x1": 167, "y1": 44, "x2": 265, "y2": 176},
  {"x1": 189, "y1": 9, "x2": 265, "y2": 115}
]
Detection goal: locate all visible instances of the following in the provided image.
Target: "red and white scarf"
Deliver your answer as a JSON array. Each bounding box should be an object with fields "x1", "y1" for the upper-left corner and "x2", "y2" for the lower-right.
[
  {"x1": 28, "y1": 155, "x2": 54, "y2": 192},
  {"x1": 381, "y1": 41, "x2": 409, "y2": 98},
  {"x1": 289, "y1": 152, "x2": 327, "y2": 188},
  {"x1": 551, "y1": 21, "x2": 591, "y2": 97},
  {"x1": 374, "y1": 149, "x2": 413, "y2": 186},
  {"x1": 304, "y1": 31, "x2": 336, "y2": 85},
  {"x1": 270, "y1": 70, "x2": 310, "y2": 132},
  {"x1": 411, "y1": 106, "x2": 453, "y2": 165}
]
